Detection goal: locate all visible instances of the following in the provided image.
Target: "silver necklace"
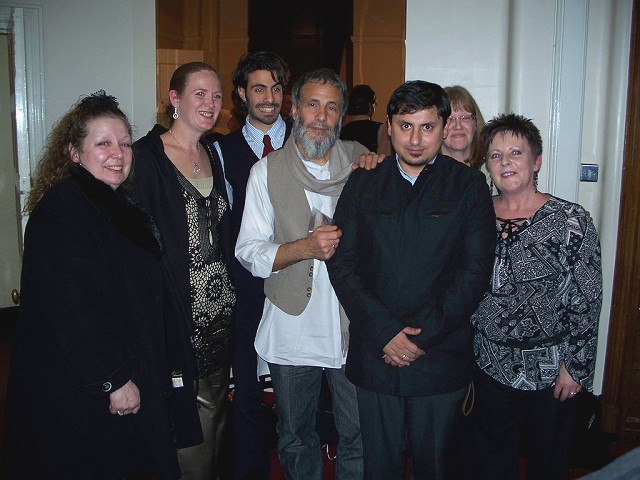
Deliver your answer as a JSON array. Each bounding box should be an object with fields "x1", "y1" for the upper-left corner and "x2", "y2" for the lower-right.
[{"x1": 169, "y1": 129, "x2": 202, "y2": 176}]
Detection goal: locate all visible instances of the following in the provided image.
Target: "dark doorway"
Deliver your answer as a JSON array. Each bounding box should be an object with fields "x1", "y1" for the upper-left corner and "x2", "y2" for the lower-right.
[{"x1": 248, "y1": 0, "x2": 353, "y2": 86}]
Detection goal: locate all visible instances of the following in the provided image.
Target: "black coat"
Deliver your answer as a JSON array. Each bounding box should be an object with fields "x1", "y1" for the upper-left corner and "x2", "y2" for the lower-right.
[
  {"x1": 5, "y1": 164, "x2": 181, "y2": 479},
  {"x1": 132, "y1": 126, "x2": 235, "y2": 448},
  {"x1": 328, "y1": 154, "x2": 496, "y2": 397}
]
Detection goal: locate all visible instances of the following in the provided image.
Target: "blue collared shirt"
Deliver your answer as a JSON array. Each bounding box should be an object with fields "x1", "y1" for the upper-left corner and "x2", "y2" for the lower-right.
[
  {"x1": 214, "y1": 115, "x2": 287, "y2": 207},
  {"x1": 395, "y1": 153, "x2": 437, "y2": 185}
]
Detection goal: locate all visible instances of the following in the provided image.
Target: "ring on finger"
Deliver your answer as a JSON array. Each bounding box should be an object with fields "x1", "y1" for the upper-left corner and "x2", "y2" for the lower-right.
[
  {"x1": 117, "y1": 411, "x2": 124, "y2": 416},
  {"x1": 401, "y1": 354, "x2": 407, "y2": 360}
]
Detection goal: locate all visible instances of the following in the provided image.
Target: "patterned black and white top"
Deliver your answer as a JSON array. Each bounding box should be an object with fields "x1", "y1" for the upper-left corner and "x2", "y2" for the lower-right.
[
  {"x1": 175, "y1": 162, "x2": 236, "y2": 378},
  {"x1": 471, "y1": 196, "x2": 602, "y2": 391}
]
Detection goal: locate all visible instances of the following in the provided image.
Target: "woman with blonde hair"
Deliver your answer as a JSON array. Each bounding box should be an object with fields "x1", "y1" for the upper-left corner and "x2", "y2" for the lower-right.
[
  {"x1": 443, "y1": 85, "x2": 485, "y2": 169},
  {"x1": 132, "y1": 62, "x2": 236, "y2": 479}
]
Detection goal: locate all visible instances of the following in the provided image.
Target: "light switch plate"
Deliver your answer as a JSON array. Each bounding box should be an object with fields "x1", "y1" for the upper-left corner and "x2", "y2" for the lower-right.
[{"x1": 580, "y1": 164, "x2": 598, "y2": 182}]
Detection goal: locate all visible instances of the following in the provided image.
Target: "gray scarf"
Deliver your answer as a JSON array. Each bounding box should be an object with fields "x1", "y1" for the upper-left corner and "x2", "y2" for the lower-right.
[
  {"x1": 283, "y1": 137, "x2": 366, "y2": 356},
  {"x1": 286, "y1": 139, "x2": 355, "y2": 208}
]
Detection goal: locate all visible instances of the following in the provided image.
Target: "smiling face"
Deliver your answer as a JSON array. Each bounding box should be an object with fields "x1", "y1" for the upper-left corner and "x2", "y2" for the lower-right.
[
  {"x1": 71, "y1": 117, "x2": 132, "y2": 189},
  {"x1": 486, "y1": 131, "x2": 542, "y2": 195},
  {"x1": 170, "y1": 69, "x2": 222, "y2": 133},
  {"x1": 388, "y1": 107, "x2": 449, "y2": 176},
  {"x1": 442, "y1": 107, "x2": 477, "y2": 164},
  {"x1": 239, "y1": 69, "x2": 283, "y2": 131},
  {"x1": 291, "y1": 82, "x2": 343, "y2": 163}
]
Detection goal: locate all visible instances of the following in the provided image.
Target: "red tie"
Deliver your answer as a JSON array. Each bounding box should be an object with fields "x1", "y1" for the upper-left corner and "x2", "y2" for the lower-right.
[{"x1": 262, "y1": 135, "x2": 274, "y2": 158}]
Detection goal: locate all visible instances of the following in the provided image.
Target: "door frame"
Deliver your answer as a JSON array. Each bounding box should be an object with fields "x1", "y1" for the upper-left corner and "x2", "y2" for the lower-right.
[
  {"x1": 601, "y1": 0, "x2": 640, "y2": 440},
  {"x1": 0, "y1": 5, "x2": 45, "y2": 222}
]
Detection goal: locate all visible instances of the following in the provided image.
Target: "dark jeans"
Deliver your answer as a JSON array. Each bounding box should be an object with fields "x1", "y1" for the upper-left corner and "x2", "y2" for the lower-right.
[
  {"x1": 356, "y1": 386, "x2": 467, "y2": 480},
  {"x1": 472, "y1": 369, "x2": 577, "y2": 480},
  {"x1": 268, "y1": 363, "x2": 363, "y2": 480}
]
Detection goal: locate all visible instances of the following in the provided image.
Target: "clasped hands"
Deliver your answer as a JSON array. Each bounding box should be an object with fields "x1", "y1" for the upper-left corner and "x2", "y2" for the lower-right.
[{"x1": 382, "y1": 327, "x2": 426, "y2": 367}]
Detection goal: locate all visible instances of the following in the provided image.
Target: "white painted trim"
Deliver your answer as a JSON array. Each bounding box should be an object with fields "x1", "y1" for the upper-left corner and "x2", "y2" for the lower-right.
[
  {"x1": 0, "y1": 4, "x2": 45, "y2": 206},
  {"x1": 547, "y1": 0, "x2": 588, "y2": 202}
]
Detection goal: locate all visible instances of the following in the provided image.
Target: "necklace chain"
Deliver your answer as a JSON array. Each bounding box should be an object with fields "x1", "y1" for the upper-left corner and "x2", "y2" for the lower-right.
[{"x1": 169, "y1": 129, "x2": 202, "y2": 176}]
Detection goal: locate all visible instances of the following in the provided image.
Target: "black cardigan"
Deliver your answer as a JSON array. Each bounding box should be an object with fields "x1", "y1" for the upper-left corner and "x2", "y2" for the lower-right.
[{"x1": 132, "y1": 125, "x2": 235, "y2": 447}]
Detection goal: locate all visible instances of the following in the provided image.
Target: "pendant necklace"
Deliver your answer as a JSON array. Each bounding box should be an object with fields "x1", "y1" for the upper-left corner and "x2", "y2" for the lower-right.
[{"x1": 169, "y1": 129, "x2": 201, "y2": 176}]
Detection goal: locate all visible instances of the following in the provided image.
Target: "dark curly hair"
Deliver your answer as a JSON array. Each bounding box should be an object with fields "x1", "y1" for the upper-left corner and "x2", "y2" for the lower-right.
[{"x1": 232, "y1": 51, "x2": 290, "y2": 92}]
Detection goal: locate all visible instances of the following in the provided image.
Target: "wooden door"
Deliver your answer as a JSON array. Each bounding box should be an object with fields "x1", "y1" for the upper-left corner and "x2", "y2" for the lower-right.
[
  {"x1": 0, "y1": 30, "x2": 20, "y2": 471},
  {"x1": 601, "y1": 0, "x2": 640, "y2": 441}
]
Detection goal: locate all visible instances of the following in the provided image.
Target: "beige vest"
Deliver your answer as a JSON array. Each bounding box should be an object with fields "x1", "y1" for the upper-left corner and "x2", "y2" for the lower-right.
[{"x1": 263, "y1": 137, "x2": 366, "y2": 315}]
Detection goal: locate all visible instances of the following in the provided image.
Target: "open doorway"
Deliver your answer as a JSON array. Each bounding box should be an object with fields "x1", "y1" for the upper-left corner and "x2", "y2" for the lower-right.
[
  {"x1": 247, "y1": 0, "x2": 353, "y2": 86},
  {"x1": 0, "y1": 33, "x2": 21, "y2": 319}
]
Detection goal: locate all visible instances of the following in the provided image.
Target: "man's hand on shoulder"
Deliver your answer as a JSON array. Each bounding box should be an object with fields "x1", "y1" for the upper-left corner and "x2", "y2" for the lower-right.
[{"x1": 352, "y1": 152, "x2": 385, "y2": 170}]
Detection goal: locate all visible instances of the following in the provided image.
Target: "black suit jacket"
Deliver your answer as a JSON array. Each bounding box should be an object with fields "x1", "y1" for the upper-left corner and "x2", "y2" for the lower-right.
[
  {"x1": 328, "y1": 154, "x2": 495, "y2": 396},
  {"x1": 217, "y1": 122, "x2": 293, "y2": 342}
]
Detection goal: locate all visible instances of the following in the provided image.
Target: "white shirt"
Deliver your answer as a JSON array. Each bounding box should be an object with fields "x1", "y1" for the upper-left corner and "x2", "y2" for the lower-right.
[
  {"x1": 235, "y1": 149, "x2": 345, "y2": 372},
  {"x1": 214, "y1": 115, "x2": 287, "y2": 207}
]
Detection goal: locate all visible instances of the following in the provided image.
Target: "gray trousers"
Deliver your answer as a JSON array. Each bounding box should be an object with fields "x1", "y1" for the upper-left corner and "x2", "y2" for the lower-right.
[{"x1": 177, "y1": 367, "x2": 230, "y2": 480}]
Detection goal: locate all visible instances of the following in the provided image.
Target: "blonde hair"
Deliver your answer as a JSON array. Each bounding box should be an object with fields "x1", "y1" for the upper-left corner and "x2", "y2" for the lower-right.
[{"x1": 444, "y1": 85, "x2": 485, "y2": 169}]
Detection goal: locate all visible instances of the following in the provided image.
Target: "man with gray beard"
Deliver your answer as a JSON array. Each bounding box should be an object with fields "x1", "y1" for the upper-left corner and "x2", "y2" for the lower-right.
[{"x1": 235, "y1": 68, "x2": 368, "y2": 479}]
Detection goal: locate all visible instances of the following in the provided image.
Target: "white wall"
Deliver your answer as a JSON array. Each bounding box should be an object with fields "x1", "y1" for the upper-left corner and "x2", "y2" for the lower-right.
[
  {"x1": 406, "y1": 0, "x2": 633, "y2": 393},
  {"x1": 1, "y1": 0, "x2": 156, "y2": 139}
]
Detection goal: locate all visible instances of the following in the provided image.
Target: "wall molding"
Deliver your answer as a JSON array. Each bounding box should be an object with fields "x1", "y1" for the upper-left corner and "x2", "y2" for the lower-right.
[
  {"x1": 0, "y1": 5, "x2": 45, "y2": 190},
  {"x1": 547, "y1": 0, "x2": 588, "y2": 202}
]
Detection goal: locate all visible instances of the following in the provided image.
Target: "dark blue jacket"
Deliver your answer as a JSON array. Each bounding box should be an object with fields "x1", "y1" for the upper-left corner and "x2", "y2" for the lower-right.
[{"x1": 328, "y1": 154, "x2": 495, "y2": 396}]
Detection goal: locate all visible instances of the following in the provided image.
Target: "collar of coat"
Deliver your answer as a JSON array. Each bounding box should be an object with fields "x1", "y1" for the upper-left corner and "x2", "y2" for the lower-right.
[{"x1": 68, "y1": 163, "x2": 163, "y2": 259}]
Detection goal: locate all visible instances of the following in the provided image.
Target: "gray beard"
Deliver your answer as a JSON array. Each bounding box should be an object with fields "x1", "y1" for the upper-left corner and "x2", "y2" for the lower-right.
[{"x1": 293, "y1": 117, "x2": 340, "y2": 160}]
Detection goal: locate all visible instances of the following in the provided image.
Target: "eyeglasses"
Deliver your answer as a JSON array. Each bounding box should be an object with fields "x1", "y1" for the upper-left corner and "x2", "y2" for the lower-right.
[{"x1": 448, "y1": 114, "x2": 476, "y2": 124}]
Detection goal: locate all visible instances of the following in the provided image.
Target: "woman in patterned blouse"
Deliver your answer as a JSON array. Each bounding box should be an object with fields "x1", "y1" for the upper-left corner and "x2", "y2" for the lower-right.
[{"x1": 470, "y1": 113, "x2": 603, "y2": 480}]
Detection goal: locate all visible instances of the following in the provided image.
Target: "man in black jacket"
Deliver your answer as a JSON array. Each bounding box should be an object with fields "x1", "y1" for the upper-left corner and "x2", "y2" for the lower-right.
[
  {"x1": 328, "y1": 80, "x2": 495, "y2": 480},
  {"x1": 215, "y1": 51, "x2": 291, "y2": 480}
]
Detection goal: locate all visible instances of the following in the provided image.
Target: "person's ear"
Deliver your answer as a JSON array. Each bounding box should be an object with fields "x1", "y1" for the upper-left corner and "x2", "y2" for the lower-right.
[
  {"x1": 237, "y1": 86, "x2": 247, "y2": 103},
  {"x1": 443, "y1": 118, "x2": 452, "y2": 139},
  {"x1": 168, "y1": 90, "x2": 180, "y2": 108},
  {"x1": 534, "y1": 154, "x2": 543, "y2": 171},
  {"x1": 69, "y1": 143, "x2": 81, "y2": 164}
]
